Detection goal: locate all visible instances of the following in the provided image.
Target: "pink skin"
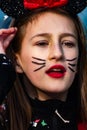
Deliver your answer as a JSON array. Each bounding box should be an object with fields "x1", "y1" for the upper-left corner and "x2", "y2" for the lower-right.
[
  {"x1": 16, "y1": 12, "x2": 79, "y2": 101},
  {"x1": 0, "y1": 27, "x2": 17, "y2": 54}
]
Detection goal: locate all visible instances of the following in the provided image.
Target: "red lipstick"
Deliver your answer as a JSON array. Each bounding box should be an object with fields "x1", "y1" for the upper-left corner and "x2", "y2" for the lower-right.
[{"x1": 46, "y1": 65, "x2": 66, "y2": 78}]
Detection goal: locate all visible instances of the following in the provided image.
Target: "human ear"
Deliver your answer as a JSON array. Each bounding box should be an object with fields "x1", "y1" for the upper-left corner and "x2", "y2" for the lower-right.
[{"x1": 15, "y1": 54, "x2": 23, "y2": 73}]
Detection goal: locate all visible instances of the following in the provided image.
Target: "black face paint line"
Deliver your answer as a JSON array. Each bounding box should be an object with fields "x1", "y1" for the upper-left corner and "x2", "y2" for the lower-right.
[
  {"x1": 66, "y1": 57, "x2": 78, "y2": 73},
  {"x1": 66, "y1": 57, "x2": 77, "y2": 62},
  {"x1": 33, "y1": 65, "x2": 45, "y2": 72},
  {"x1": 68, "y1": 66, "x2": 75, "y2": 72},
  {"x1": 68, "y1": 63, "x2": 76, "y2": 67},
  {"x1": 32, "y1": 57, "x2": 46, "y2": 61},
  {"x1": 32, "y1": 57, "x2": 46, "y2": 72}
]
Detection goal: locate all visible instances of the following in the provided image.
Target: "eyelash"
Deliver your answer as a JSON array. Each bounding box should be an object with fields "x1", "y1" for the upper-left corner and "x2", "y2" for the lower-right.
[
  {"x1": 35, "y1": 40, "x2": 76, "y2": 48},
  {"x1": 62, "y1": 41, "x2": 76, "y2": 48},
  {"x1": 36, "y1": 40, "x2": 48, "y2": 46}
]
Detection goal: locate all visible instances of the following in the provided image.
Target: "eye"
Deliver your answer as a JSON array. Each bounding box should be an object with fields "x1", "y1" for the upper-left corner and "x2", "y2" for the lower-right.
[
  {"x1": 62, "y1": 41, "x2": 76, "y2": 48},
  {"x1": 36, "y1": 40, "x2": 48, "y2": 47}
]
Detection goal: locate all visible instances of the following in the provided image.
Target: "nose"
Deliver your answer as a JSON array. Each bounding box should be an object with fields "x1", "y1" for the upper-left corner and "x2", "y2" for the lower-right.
[{"x1": 48, "y1": 43, "x2": 63, "y2": 61}]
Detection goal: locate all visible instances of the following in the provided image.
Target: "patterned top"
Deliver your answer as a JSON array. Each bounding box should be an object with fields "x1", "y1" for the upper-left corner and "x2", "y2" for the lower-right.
[{"x1": 28, "y1": 98, "x2": 78, "y2": 130}]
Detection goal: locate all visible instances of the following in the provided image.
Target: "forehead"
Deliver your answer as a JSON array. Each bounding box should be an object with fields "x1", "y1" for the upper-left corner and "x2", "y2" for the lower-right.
[{"x1": 25, "y1": 12, "x2": 77, "y2": 38}]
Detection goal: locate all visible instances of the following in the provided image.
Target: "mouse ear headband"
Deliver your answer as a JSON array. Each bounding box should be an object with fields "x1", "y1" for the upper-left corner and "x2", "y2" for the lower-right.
[{"x1": 0, "y1": 0, "x2": 87, "y2": 19}]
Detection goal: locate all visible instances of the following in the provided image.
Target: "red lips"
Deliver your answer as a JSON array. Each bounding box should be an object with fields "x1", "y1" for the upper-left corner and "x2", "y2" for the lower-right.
[{"x1": 46, "y1": 65, "x2": 66, "y2": 78}]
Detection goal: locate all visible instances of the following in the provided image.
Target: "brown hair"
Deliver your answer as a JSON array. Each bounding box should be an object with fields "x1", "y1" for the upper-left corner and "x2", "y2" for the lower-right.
[{"x1": 6, "y1": 7, "x2": 87, "y2": 130}]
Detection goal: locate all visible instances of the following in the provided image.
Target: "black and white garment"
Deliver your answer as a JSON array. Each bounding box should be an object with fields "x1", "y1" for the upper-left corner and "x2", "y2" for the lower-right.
[{"x1": 29, "y1": 98, "x2": 78, "y2": 130}]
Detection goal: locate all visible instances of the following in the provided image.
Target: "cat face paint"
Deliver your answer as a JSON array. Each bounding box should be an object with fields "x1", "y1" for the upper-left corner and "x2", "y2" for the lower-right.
[
  {"x1": 32, "y1": 57, "x2": 46, "y2": 72},
  {"x1": 66, "y1": 57, "x2": 78, "y2": 73},
  {"x1": 32, "y1": 57, "x2": 78, "y2": 73},
  {"x1": 16, "y1": 12, "x2": 79, "y2": 101}
]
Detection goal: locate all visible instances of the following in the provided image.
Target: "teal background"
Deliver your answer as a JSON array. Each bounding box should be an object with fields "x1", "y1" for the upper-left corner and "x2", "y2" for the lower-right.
[{"x1": 78, "y1": 7, "x2": 87, "y2": 38}]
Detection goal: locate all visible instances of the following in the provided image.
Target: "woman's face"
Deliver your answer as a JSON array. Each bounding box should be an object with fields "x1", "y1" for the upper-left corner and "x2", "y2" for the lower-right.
[{"x1": 16, "y1": 12, "x2": 79, "y2": 101}]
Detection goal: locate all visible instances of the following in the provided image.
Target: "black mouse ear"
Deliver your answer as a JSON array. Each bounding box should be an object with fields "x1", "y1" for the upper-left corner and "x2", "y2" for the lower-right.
[
  {"x1": 64, "y1": 0, "x2": 87, "y2": 14},
  {"x1": 0, "y1": 0, "x2": 25, "y2": 18},
  {"x1": 0, "y1": 0, "x2": 87, "y2": 19}
]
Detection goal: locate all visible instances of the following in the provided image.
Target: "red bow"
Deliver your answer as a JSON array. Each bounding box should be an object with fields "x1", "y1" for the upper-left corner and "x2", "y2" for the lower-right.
[{"x1": 24, "y1": 0, "x2": 68, "y2": 9}]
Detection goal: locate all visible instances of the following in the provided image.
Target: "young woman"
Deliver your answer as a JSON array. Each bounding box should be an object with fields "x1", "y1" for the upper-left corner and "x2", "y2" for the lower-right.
[{"x1": 0, "y1": 0, "x2": 87, "y2": 130}]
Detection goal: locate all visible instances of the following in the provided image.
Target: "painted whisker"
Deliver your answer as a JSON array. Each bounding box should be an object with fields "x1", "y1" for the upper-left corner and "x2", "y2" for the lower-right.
[
  {"x1": 32, "y1": 57, "x2": 46, "y2": 72},
  {"x1": 66, "y1": 57, "x2": 78, "y2": 73},
  {"x1": 68, "y1": 66, "x2": 75, "y2": 72},
  {"x1": 34, "y1": 65, "x2": 45, "y2": 72},
  {"x1": 32, "y1": 61, "x2": 45, "y2": 65},
  {"x1": 66, "y1": 57, "x2": 77, "y2": 61},
  {"x1": 68, "y1": 63, "x2": 76, "y2": 67},
  {"x1": 32, "y1": 57, "x2": 46, "y2": 61}
]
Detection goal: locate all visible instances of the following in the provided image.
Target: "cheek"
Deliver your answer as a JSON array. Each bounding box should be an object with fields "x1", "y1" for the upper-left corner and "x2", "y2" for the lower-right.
[
  {"x1": 65, "y1": 50, "x2": 79, "y2": 77},
  {"x1": 65, "y1": 58, "x2": 78, "y2": 87},
  {"x1": 19, "y1": 51, "x2": 34, "y2": 74},
  {"x1": 24, "y1": 57, "x2": 35, "y2": 73},
  {"x1": 25, "y1": 63, "x2": 45, "y2": 88},
  {"x1": 65, "y1": 49, "x2": 79, "y2": 59},
  {"x1": 65, "y1": 48, "x2": 79, "y2": 68},
  {"x1": 22, "y1": 56, "x2": 45, "y2": 81}
]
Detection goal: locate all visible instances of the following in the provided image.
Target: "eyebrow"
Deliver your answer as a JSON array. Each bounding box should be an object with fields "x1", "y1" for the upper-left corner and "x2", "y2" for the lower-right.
[
  {"x1": 30, "y1": 32, "x2": 78, "y2": 41},
  {"x1": 59, "y1": 33, "x2": 78, "y2": 41},
  {"x1": 30, "y1": 33, "x2": 51, "y2": 40}
]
